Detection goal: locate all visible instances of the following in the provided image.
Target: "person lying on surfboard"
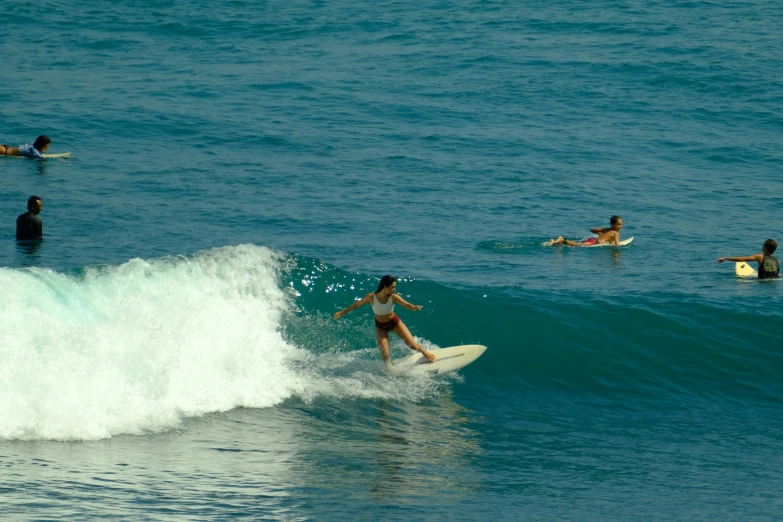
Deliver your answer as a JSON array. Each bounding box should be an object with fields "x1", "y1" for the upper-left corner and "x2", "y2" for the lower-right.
[
  {"x1": 716, "y1": 239, "x2": 780, "y2": 279},
  {"x1": 333, "y1": 275, "x2": 436, "y2": 366},
  {"x1": 549, "y1": 215, "x2": 623, "y2": 246},
  {"x1": 0, "y1": 135, "x2": 51, "y2": 158}
]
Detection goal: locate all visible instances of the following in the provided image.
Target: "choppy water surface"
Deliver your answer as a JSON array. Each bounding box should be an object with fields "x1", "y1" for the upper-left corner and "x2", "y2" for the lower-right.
[{"x1": 2, "y1": 0, "x2": 782, "y2": 520}]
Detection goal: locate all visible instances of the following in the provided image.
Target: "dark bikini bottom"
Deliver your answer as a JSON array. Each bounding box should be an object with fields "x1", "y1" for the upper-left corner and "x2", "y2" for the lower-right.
[{"x1": 375, "y1": 314, "x2": 400, "y2": 332}]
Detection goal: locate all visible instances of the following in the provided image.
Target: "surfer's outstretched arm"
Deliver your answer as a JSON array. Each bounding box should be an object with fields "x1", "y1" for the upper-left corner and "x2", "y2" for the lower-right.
[
  {"x1": 391, "y1": 294, "x2": 423, "y2": 311},
  {"x1": 716, "y1": 254, "x2": 763, "y2": 264},
  {"x1": 333, "y1": 293, "x2": 372, "y2": 319}
]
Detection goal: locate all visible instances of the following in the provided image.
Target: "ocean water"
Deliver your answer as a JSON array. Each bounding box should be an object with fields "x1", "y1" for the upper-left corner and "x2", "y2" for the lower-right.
[{"x1": 2, "y1": 0, "x2": 782, "y2": 519}]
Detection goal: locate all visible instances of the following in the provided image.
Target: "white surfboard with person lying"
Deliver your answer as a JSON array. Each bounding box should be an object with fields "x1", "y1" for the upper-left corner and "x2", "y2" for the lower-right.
[
  {"x1": 0, "y1": 135, "x2": 71, "y2": 159},
  {"x1": 546, "y1": 215, "x2": 632, "y2": 247}
]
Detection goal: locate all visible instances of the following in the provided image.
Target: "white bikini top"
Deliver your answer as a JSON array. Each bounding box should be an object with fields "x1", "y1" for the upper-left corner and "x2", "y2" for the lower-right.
[{"x1": 371, "y1": 293, "x2": 395, "y2": 315}]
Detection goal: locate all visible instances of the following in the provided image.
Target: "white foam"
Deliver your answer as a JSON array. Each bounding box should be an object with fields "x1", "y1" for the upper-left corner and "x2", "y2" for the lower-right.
[
  {"x1": 0, "y1": 245, "x2": 309, "y2": 441},
  {"x1": 0, "y1": 245, "x2": 447, "y2": 441}
]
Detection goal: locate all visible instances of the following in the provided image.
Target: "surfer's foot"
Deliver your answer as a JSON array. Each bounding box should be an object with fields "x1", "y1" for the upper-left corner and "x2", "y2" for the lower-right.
[{"x1": 550, "y1": 236, "x2": 565, "y2": 245}]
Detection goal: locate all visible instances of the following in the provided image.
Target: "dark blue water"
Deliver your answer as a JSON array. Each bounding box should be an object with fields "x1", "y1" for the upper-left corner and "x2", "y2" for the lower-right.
[{"x1": 2, "y1": 1, "x2": 782, "y2": 520}]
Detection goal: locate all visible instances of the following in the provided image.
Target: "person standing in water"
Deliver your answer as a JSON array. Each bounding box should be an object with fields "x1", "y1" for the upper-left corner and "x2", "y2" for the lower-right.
[
  {"x1": 1, "y1": 135, "x2": 51, "y2": 158},
  {"x1": 16, "y1": 196, "x2": 44, "y2": 240},
  {"x1": 333, "y1": 275, "x2": 436, "y2": 366},
  {"x1": 717, "y1": 239, "x2": 780, "y2": 279}
]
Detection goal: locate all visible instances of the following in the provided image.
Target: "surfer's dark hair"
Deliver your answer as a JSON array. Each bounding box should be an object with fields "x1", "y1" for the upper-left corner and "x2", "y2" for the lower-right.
[
  {"x1": 763, "y1": 239, "x2": 777, "y2": 254},
  {"x1": 376, "y1": 275, "x2": 396, "y2": 293},
  {"x1": 33, "y1": 135, "x2": 51, "y2": 151},
  {"x1": 610, "y1": 215, "x2": 621, "y2": 225},
  {"x1": 27, "y1": 195, "x2": 41, "y2": 210}
]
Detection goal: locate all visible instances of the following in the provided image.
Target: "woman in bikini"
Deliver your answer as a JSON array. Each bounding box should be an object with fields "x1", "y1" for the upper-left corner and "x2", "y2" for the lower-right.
[
  {"x1": 333, "y1": 275, "x2": 436, "y2": 366},
  {"x1": 0, "y1": 135, "x2": 51, "y2": 158}
]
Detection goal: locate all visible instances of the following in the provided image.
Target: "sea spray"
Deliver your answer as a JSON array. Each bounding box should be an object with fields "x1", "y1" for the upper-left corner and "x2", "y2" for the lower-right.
[
  {"x1": 0, "y1": 245, "x2": 304, "y2": 440},
  {"x1": 0, "y1": 245, "x2": 448, "y2": 441}
]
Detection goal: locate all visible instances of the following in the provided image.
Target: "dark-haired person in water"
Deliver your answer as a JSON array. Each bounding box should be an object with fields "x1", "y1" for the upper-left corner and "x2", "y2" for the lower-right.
[
  {"x1": 0, "y1": 135, "x2": 51, "y2": 158},
  {"x1": 16, "y1": 196, "x2": 43, "y2": 240},
  {"x1": 333, "y1": 275, "x2": 436, "y2": 366},
  {"x1": 549, "y1": 215, "x2": 623, "y2": 246},
  {"x1": 717, "y1": 239, "x2": 780, "y2": 279}
]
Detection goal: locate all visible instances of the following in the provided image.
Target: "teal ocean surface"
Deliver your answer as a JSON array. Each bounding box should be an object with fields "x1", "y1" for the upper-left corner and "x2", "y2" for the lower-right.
[{"x1": 2, "y1": 1, "x2": 782, "y2": 520}]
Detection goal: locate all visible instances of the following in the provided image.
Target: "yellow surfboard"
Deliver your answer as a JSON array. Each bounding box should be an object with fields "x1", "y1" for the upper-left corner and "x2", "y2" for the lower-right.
[{"x1": 735, "y1": 262, "x2": 757, "y2": 278}]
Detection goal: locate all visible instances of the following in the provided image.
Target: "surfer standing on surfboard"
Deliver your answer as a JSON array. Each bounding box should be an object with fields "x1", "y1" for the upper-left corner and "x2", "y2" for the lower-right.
[
  {"x1": 0, "y1": 135, "x2": 51, "y2": 158},
  {"x1": 333, "y1": 275, "x2": 436, "y2": 366},
  {"x1": 716, "y1": 239, "x2": 780, "y2": 279},
  {"x1": 549, "y1": 215, "x2": 623, "y2": 246}
]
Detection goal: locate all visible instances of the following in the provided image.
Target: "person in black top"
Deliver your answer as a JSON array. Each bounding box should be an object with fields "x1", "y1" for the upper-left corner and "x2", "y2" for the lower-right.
[
  {"x1": 16, "y1": 196, "x2": 43, "y2": 240},
  {"x1": 717, "y1": 239, "x2": 780, "y2": 279}
]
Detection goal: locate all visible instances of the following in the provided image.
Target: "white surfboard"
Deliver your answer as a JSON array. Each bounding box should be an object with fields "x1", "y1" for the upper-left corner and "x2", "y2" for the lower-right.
[
  {"x1": 390, "y1": 344, "x2": 486, "y2": 376},
  {"x1": 542, "y1": 237, "x2": 634, "y2": 247},
  {"x1": 735, "y1": 262, "x2": 757, "y2": 277},
  {"x1": 582, "y1": 237, "x2": 634, "y2": 247},
  {"x1": 2, "y1": 152, "x2": 71, "y2": 159}
]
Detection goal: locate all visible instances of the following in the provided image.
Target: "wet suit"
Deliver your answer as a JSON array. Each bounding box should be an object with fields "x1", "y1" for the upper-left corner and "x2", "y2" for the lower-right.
[
  {"x1": 16, "y1": 212, "x2": 42, "y2": 240},
  {"x1": 759, "y1": 254, "x2": 780, "y2": 279}
]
